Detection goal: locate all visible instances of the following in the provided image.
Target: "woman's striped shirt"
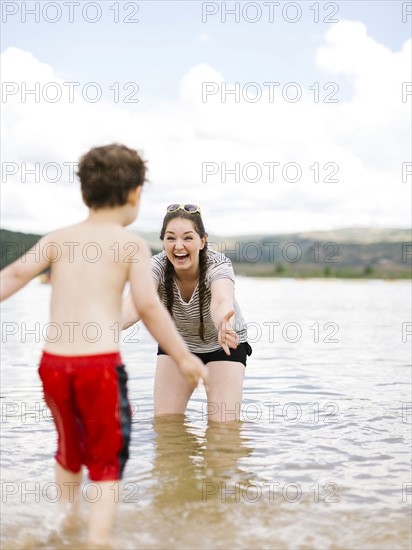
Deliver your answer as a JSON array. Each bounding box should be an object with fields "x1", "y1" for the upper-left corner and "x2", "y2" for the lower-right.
[{"x1": 150, "y1": 250, "x2": 248, "y2": 353}]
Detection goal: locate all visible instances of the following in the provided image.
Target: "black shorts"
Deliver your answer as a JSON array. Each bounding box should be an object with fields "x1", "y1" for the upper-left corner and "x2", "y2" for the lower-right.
[{"x1": 157, "y1": 342, "x2": 252, "y2": 367}]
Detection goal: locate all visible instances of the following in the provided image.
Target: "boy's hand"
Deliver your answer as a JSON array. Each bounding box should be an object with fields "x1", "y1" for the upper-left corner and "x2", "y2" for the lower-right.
[
  {"x1": 178, "y1": 354, "x2": 209, "y2": 388},
  {"x1": 218, "y1": 310, "x2": 238, "y2": 355}
]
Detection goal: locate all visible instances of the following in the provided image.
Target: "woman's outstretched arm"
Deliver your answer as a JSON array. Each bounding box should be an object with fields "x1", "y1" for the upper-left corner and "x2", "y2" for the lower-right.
[
  {"x1": 121, "y1": 290, "x2": 141, "y2": 329},
  {"x1": 210, "y1": 278, "x2": 238, "y2": 355}
]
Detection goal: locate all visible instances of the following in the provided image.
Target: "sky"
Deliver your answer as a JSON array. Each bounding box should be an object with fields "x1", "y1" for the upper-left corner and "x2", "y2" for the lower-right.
[{"x1": 1, "y1": 0, "x2": 411, "y2": 236}]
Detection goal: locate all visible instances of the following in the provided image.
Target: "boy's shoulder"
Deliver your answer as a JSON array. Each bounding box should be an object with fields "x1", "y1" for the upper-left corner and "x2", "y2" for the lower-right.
[
  {"x1": 37, "y1": 224, "x2": 151, "y2": 263},
  {"x1": 121, "y1": 230, "x2": 153, "y2": 266},
  {"x1": 42, "y1": 223, "x2": 81, "y2": 241},
  {"x1": 32, "y1": 224, "x2": 84, "y2": 250},
  {"x1": 122, "y1": 229, "x2": 150, "y2": 249},
  {"x1": 45, "y1": 223, "x2": 146, "y2": 244}
]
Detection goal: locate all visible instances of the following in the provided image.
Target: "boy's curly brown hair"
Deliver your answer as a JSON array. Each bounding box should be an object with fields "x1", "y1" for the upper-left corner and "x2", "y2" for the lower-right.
[{"x1": 77, "y1": 143, "x2": 148, "y2": 208}]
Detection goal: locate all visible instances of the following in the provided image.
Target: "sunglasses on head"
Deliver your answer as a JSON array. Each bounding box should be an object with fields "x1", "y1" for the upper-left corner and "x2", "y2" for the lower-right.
[{"x1": 166, "y1": 204, "x2": 201, "y2": 214}]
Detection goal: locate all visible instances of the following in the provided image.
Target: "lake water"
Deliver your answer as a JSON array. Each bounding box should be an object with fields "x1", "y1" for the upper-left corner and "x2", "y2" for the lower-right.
[{"x1": 1, "y1": 277, "x2": 411, "y2": 549}]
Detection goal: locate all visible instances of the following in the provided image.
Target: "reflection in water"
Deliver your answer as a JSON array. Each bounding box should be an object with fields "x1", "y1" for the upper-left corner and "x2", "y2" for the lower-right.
[{"x1": 150, "y1": 416, "x2": 254, "y2": 508}]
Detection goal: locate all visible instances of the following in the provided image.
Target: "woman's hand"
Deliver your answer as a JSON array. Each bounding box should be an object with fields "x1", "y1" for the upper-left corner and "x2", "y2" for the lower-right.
[
  {"x1": 218, "y1": 310, "x2": 238, "y2": 355},
  {"x1": 209, "y1": 279, "x2": 238, "y2": 355}
]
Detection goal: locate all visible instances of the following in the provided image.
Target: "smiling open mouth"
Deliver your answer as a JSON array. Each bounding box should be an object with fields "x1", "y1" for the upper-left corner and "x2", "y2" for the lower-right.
[{"x1": 174, "y1": 253, "x2": 189, "y2": 261}]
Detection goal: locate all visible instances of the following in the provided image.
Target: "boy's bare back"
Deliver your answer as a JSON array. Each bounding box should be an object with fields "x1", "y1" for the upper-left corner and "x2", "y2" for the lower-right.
[{"x1": 38, "y1": 221, "x2": 151, "y2": 354}]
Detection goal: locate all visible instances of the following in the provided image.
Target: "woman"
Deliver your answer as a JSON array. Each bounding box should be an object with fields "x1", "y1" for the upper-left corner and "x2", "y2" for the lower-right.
[{"x1": 122, "y1": 204, "x2": 252, "y2": 422}]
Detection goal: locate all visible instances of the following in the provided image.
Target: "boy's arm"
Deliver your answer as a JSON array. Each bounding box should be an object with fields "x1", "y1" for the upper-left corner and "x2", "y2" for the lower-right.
[
  {"x1": 0, "y1": 237, "x2": 52, "y2": 301},
  {"x1": 121, "y1": 272, "x2": 160, "y2": 329},
  {"x1": 129, "y1": 237, "x2": 207, "y2": 386},
  {"x1": 210, "y1": 279, "x2": 238, "y2": 355}
]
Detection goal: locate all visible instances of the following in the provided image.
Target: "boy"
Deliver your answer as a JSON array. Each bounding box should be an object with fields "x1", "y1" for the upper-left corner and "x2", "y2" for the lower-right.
[{"x1": 0, "y1": 143, "x2": 207, "y2": 546}]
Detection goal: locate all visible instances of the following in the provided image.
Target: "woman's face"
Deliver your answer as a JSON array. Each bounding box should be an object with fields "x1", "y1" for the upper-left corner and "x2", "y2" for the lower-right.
[{"x1": 163, "y1": 217, "x2": 206, "y2": 274}]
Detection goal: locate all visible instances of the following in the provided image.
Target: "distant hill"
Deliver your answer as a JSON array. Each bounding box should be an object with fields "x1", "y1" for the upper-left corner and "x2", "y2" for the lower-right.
[
  {"x1": 293, "y1": 227, "x2": 411, "y2": 244},
  {"x1": 1, "y1": 227, "x2": 411, "y2": 278},
  {"x1": 1, "y1": 229, "x2": 42, "y2": 270},
  {"x1": 202, "y1": 228, "x2": 412, "y2": 277}
]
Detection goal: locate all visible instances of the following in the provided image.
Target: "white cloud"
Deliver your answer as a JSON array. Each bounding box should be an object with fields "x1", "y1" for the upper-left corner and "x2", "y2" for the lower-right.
[
  {"x1": 196, "y1": 33, "x2": 213, "y2": 43},
  {"x1": 1, "y1": 21, "x2": 411, "y2": 236}
]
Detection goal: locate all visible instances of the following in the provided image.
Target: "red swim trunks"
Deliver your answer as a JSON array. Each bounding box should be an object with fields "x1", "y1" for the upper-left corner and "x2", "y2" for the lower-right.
[{"x1": 38, "y1": 351, "x2": 131, "y2": 481}]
